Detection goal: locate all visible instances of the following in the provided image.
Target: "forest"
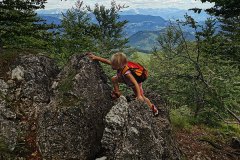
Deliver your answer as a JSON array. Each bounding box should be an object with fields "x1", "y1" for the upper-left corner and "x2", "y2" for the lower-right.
[{"x1": 0, "y1": 0, "x2": 239, "y2": 159}]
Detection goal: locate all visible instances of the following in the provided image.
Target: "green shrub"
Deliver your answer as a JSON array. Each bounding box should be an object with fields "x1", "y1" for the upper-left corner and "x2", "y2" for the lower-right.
[{"x1": 170, "y1": 106, "x2": 193, "y2": 130}]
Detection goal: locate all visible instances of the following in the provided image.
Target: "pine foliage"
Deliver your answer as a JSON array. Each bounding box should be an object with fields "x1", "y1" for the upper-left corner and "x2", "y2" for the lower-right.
[
  {"x1": 194, "y1": 0, "x2": 240, "y2": 63},
  {"x1": 0, "y1": 0, "x2": 55, "y2": 49}
]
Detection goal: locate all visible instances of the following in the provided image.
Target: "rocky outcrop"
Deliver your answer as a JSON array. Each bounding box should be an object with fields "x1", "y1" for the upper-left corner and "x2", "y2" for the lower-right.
[
  {"x1": 101, "y1": 95, "x2": 181, "y2": 160},
  {"x1": 0, "y1": 52, "x2": 181, "y2": 160},
  {"x1": 0, "y1": 54, "x2": 60, "y2": 159},
  {"x1": 37, "y1": 54, "x2": 113, "y2": 160},
  {"x1": 6, "y1": 55, "x2": 59, "y2": 118},
  {"x1": 0, "y1": 79, "x2": 17, "y2": 152}
]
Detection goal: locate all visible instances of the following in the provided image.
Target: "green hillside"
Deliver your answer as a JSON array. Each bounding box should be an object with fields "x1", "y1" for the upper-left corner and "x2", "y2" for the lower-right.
[
  {"x1": 128, "y1": 31, "x2": 162, "y2": 52},
  {"x1": 128, "y1": 29, "x2": 195, "y2": 52}
]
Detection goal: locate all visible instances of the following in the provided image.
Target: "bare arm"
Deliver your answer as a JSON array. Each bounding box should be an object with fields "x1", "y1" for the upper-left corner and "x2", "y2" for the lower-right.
[{"x1": 88, "y1": 53, "x2": 111, "y2": 65}]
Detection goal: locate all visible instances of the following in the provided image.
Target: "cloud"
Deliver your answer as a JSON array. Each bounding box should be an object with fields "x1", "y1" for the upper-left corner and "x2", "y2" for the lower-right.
[{"x1": 44, "y1": 0, "x2": 214, "y2": 10}]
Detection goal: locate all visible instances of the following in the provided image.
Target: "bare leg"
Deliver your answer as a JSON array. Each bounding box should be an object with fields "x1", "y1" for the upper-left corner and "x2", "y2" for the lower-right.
[
  {"x1": 132, "y1": 85, "x2": 158, "y2": 115},
  {"x1": 143, "y1": 95, "x2": 153, "y2": 110},
  {"x1": 132, "y1": 86, "x2": 152, "y2": 109},
  {"x1": 111, "y1": 76, "x2": 122, "y2": 97},
  {"x1": 111, "y1": 76, "x2": 120, "y2": 92}
]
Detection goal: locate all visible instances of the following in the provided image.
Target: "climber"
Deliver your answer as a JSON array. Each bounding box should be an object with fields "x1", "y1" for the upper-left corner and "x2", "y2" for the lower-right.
[{"x1": 88, "y1": 52, "x2": 159, "y2": 116}]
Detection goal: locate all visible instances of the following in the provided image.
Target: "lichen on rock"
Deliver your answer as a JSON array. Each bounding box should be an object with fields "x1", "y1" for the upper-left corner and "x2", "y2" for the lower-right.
[
  {"x1": 0, "y1": 52, "x2": 181, "y2": 160},
  {"x1": 101, "y1": 94, "x2": 181, "y2": 160},
  {"x1": 37, "y1": 54, "x2": 113, "y2": 160}
]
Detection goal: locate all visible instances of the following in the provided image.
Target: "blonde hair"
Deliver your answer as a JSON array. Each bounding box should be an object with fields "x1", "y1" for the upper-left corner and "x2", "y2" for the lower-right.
[{"x1": 111, "y1": 52, "x2": 128, "y2": 69}]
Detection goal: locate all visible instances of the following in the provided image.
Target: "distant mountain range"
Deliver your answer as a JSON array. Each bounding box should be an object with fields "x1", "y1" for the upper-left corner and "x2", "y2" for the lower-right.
[
  {"x1": 37, "y1": 8, "x2": 207, "y2": 52},
  {"x1": 120, "y1": 15, "x2": 168, "y2": 36},
  {"x1": 38, "y1": 14, "x2": 169, "y2": 37},
  {"x1": 120, "y1": 8, "x2": 210, "y2": 21},
  {"x1": 39, "y1": 15, "x2": 62, "y2": 25},
  {"x1": 37, "y1": 8, "x2": 210, "y2": 22},
  {"x1": 37, "y1": 8, "x2": 68, "y2": 15},
  {"x1": 127, "y1": 30, "x2": 195, "y2": 52}
]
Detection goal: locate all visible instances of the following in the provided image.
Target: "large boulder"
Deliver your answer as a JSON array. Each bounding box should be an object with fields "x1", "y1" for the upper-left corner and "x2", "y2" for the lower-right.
[
  {"x1": 7, "y1": 54, "x2": 59, "y2": 117},
  {"x1": 37, "y1": 54, "x2": 113, "y2": 160},
  {"x1": 101, "y1": 94, "x2": 181, "y2": 160},
  {"x1": 0, "y1": 79, "x2": 17, "y2": 152},
  {"x1": 0, "y1": 52, "x2": 181, "y2": 160},
  {"x1": 0, "y1": 54, "x2": 60, "y2": 158}
]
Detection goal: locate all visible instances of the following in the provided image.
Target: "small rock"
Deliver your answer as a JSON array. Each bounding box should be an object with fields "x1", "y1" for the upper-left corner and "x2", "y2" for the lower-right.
[
  {"x1": 11, "y1": 66, "x2": 24, "y2": 81},
  {"x1": 96, "y1": 156, "x2": 107, "y2": 160}
]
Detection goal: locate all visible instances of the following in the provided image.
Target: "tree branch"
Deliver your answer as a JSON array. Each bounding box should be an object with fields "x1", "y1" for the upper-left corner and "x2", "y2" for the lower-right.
[{"x1": 226, "y1": 108, "x2": 240, "y2": 124}]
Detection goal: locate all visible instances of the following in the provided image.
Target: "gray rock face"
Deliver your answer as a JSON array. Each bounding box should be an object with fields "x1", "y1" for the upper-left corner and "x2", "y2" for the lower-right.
[
  {"x1": 0, "y1": 111, "x2": 17, "y2": 152},
  {"x1": 0, "y1": 54, "x2": 60, "y2": 158},
  {"x1": 0, "y1": 53, "x2": 181, "y2": 160},
  {"x1": 101, "y1": 95, "x2": 181, "y2": 160},
  {"x1": 37, "y1": 54, "x2": 113, "y2": 160},
  {"x1": 8, "y1": 55, "x2": 59, "y2": 117},
  {"x1": 0, "y1": 79, "x2": 17, "y2": 151}
]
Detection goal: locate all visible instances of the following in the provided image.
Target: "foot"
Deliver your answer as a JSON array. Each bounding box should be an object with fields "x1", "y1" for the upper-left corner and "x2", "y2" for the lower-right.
[
  {"x1": 111, "y1": 91, "x2": 121, "y2": 100},
  {"x1": 151, "y1": 104, "x2": 159, "y2": 116}
]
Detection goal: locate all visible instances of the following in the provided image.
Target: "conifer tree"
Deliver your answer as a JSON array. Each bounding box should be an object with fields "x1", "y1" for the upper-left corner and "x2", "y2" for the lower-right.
[
  {"x1": 195, "y1": 0, "x2": 240, "y2": 62},
  {"x1": 0, "y1": 0, "x2": 54, "y2": 49},
  {"x1": 61, "y1": 1, "x2": 94, "y2": 54},
  {"x1": 60, "y1": 0, "x2": 128, "y2": 55},
  {"x1": 90, "y1": 1, "x2": 128, "y2": 53}
]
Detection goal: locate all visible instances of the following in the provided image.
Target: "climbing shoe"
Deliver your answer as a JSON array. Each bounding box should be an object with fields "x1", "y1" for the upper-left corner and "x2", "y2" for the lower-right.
[{"x1": 152, "y1": 104, "x2": 159, "y2": 117}]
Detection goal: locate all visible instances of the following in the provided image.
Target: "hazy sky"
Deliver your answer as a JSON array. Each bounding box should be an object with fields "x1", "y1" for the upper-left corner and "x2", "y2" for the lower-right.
[{"x1": 44, "y1": 0, "x2": 214, "y2": 10}]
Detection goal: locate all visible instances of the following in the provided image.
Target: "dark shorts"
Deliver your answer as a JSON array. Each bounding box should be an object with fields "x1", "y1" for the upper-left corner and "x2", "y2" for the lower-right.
[{"x1": 114, "y1": 75, "x2": 144, "y2": 96}]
